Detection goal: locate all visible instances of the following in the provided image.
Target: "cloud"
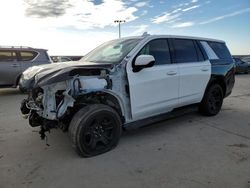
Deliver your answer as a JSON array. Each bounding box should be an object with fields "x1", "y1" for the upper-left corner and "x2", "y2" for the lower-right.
[
  {"x1": 135, "y1": 1, "x2": 148, "y2": 7},
  {"x1": 21, "y1": 0, "x2": 139, "y2": 29},
  {"x1": 182, "y1": 5, "x2": 200, "y2": 12},
  {"x1": 24, "y1": 0, "x2": 73, "y2": 18},
  {"x1": 171, "y1": 21, "x2": 195, "y2": 28},
  {"x1": 152, "y1": 1, "x2": 201, "y2": 25},
  {"x1": 172, "y1": 8, "x2": 182, "y2": 14},
  {"x1": 200, "y1": 8, "x2": 250, "y2": 24},
  {"x1": 152, "y1": 12, "x2": 182, "y2": 24}
]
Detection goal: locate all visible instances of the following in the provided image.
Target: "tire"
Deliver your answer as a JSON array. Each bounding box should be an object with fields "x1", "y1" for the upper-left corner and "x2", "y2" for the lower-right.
[
  {"x1": 199, "y1": 84, "x2": 223, "y2": 116},
  {"x1": 69, "y1": 104, "x2": 122, "y2": 157}
]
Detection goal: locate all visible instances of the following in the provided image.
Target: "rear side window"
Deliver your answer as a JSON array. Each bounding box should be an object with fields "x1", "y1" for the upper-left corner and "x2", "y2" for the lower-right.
[
  {"x1": 138, "y1": 39, "x2": 171, "y2": 65},
  {"x1": 0, "y1": 51, "x2": 17, "y2": 62},
  {"x1": 194, "y1": 41, "x2": 205, "y2": 61},
  {"x1": 20, "y1": 51, "x2": 38, "y2": 61},
  {"x1": 207, "y1": 42, "x2": 232, "y2": 60},
  {"x1": 173, "y1": 39, "x2": 199, "y2": 63}
]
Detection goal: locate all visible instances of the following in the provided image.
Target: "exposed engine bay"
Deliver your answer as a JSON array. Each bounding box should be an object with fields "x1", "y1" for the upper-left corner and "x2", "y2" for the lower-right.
[{"x1": 20, "y1": 63, "x2": 129, "y2": 140}]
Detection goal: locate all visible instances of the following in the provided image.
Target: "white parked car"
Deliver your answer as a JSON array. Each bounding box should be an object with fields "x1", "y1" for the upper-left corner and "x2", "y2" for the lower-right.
[{"x1": 21, "y1": 34, "x2": 235, "y2": 157}]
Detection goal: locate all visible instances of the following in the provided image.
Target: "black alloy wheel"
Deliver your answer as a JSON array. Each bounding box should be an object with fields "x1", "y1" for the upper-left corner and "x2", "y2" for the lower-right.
[
  {"x1": 199, "y1": 84, "x2": 223, "y2": 116},
  {"x1": 69, "y1": 104, "x2": 122, "y2": 157},
  {"x1": 81, "y1": 114, "x2": 117, "y2": 153}
]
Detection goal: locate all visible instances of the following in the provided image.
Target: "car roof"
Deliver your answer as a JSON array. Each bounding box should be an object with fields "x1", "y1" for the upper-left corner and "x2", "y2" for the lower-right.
[
  {"x1": 122, "y1": 34, "x2": 225, "y2": 43},
  {"x1": 0, "y1": 46, "x2": 47, "y2": 51},
  {"x1": 142, "y1": 35, "x2": 225, "y2": 43}
]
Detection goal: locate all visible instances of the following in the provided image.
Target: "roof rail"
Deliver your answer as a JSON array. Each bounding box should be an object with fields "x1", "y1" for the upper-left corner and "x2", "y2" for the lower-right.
[{"x1": 0, "y1": 45, "x2": 33, "y2": 49}]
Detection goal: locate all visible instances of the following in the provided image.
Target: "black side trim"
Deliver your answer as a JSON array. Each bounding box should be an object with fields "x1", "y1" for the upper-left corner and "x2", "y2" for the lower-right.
[{"x1": 124, "y1": 104, "x2": 199, "y2": 130}]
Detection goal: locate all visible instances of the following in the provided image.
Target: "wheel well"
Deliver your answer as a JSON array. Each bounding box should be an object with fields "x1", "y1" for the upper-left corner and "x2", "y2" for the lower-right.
[
  {"x1": 208, "y1": 78, "x2": 226, "y2": 97},
  {"x1": 74, "y1": 92, "x2": 125, "y2": 122}
]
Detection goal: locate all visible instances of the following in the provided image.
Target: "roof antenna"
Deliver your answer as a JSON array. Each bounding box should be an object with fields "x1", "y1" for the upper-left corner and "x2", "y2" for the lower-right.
[{"x1": 142, "y1": 32, "x2": 150, "y2": 37}]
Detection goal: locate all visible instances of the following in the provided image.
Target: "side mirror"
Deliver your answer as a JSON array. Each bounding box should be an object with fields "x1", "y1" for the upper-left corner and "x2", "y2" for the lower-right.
[{"x1": 133, "y1": 55, "x2": 155, "y2": 72}]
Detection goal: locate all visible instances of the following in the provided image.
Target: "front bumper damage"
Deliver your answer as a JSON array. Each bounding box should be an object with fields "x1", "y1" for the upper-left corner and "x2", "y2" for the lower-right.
[{"x1": 21, "y1": 72, "x2": 109, "y2": 140}]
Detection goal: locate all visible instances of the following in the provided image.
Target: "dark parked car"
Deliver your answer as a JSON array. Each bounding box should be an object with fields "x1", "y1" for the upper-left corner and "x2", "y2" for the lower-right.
[
  {"x1": 0, "y1": 46, "x2": 52, "y2": 91},
  {"x1": 233, "y1": 58, "x2": 250, "y2": 74}
]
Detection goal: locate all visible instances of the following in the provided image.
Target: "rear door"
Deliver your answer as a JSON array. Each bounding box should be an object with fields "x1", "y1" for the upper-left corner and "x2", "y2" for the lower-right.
[
  {"x1": 18, "y1": 51, "x2": 39, "y2": 72},
  {"x1": 0, "y1": 50, "x2": 20, "y2": 86},
  {"x1": 172, "y1": 39, "x2": 211, "y2": 106},
  {"x1": 127, "y1": 39, "x2": 179, "y2": 120}
]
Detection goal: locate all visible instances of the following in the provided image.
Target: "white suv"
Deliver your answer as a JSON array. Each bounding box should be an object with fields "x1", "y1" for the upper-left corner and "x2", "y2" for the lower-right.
[{"x1": 21, "y1": 34, "x2": 235, "y2": 157}]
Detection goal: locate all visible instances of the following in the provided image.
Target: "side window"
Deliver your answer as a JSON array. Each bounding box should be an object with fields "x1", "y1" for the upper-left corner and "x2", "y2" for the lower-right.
[
  {"x1": 173, "y1": 39, "x2": 198, "y2": 63},
  {"x1": 0, "y1": 51, "x2": 17, "y2": 62},
  {"x1": 207, "y1": 42, "x2": 232, "y2": 60},
  {"x1": 138, "y1": 39, "x2": 171, "y2": 65},
  {"x1": 20, "y1": 51, "x2": 38, "y2": 61},
  {"x1": 195, "y1": 41, "x2": 205, "y2": 61}
]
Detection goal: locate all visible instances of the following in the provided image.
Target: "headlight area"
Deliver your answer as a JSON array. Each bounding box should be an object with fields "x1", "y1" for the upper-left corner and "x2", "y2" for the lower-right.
[
  {"x1": 21, "y1": 75, "x2": 108, "y2": 141},
  {"x1": 20, "y1": 80, "x2": 75, "y2": 140},
  {"x1": 40, "y1": 81, "x2": 75, "y2": 120}
]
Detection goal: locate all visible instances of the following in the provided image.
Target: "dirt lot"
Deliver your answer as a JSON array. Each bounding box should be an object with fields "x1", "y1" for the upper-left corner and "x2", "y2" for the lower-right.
[{"x1": 0, "y1": 75, "x2": 250, "y2": 188}]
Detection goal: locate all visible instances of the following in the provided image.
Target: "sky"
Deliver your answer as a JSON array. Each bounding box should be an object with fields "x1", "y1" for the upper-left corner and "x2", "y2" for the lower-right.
[{"x1": 0, "y1": 0, "x2": 249, "y2": 55}]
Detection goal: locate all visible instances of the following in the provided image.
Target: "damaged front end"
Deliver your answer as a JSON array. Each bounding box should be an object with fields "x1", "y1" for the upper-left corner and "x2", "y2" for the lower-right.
[{"x1": 21, "y1": 64, "x2": 113, "y2": 139}]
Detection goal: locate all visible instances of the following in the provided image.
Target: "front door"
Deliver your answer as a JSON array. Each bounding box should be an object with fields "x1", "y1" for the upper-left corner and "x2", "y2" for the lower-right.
[{"x1": 127, "y1": 39, "x2": 179, "y2": 120}]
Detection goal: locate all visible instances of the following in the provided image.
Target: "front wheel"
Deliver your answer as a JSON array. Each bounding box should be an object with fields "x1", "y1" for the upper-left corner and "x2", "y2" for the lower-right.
[
  {"x1": 199, "y1": 84, "x2": 223, "y2": 116},
  {"x1": 69, "y1": 104, "x2": 122, "y2": 157}
]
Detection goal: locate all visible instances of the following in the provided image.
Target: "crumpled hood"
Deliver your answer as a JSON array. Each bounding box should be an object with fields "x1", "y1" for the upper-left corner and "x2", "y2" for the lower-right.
[
  {"x1": 24, "y1": 61, "x2": 105, "y2": 76},
  {"x1": 34, "y1": 61, "x2": 112, "y2": 80},
  {"x1": 23, "y1": 61, "x2": 113, "y2": 88}
]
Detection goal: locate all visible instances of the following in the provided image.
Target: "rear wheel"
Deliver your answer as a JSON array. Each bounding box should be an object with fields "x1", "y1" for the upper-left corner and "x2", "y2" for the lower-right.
[
  {"x1": 69, "y1": 104, "x2": 122, "y2": 157},
  {"x1": 199, "y1": 84, "x2": 223, "y2": 116}
]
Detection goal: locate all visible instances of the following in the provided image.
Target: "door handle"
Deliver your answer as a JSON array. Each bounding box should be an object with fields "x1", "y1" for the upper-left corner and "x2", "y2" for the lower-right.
[
  {"x1": 201, "y1": 67, "x2": 209, "y2": 72},
  {"x1": 166, "y1": 71, "x2": 177, "y2": 76},
  {"x1": 11, "y1": 64, "x2": 20, "y2": 67}
]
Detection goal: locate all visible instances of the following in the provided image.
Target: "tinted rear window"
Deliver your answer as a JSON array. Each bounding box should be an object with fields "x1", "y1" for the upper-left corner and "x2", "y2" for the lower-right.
[
  {"x1": 0, "y1": 51, "x2": 17, "y2": 62},
  {"x1": 173, "y1": 39, "x2": 199, "y2": 63},
  {"x1": 20, "y1": 51, "x2": 38, "y2": 61},
  {"x1": 207, "y1": 42, "x2": 232, "y2": 60}
]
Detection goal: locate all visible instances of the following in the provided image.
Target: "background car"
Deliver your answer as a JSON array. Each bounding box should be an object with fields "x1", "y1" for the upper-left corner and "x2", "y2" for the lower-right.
[
  {"x1": 242, "y1": 56, "x2": 250, "y2": 63},
  {"x1": 233, "y1": 57, "x2": 250, "y2": 74},
  {"x1": 51, "y1": 56, "x2": 83, "y2": 63},
  {"x1": 51, "y1": 56, "x2": 72, "y2": 63},
  {"x1": 0, "y1": 46, "x2": 52, "y2": 91}
]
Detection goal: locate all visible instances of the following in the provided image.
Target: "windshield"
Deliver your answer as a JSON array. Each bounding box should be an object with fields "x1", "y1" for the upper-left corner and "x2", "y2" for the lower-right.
[{"x1": 81, "y1": 38, "x2": 141, "y2": 64}]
